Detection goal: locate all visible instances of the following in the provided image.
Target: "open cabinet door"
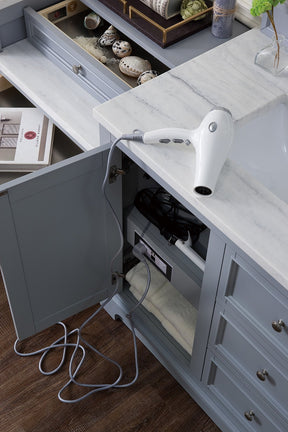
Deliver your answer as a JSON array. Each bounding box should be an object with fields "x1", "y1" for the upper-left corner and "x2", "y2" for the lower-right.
[{"x1": 0, "y1": 146, "x2": 122, "y2": 340}]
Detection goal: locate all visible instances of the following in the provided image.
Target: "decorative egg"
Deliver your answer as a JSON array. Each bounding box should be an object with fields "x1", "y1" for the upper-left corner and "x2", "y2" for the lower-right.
[
  {"x1": 83, "y1": 12, "x2": 102, "y2": 30},
  {"x1": 119, "y1": 56, "x2": 152, "y2": 78},
  {"x1": 112, "y1": 40, "x2": 132, "y2": 58},
  {"x1": 98, "y1": 25, "x2": 120, "y2": 47},
  {"x1": 137, "y1": 70, "x2": 158, "y2": 85}
]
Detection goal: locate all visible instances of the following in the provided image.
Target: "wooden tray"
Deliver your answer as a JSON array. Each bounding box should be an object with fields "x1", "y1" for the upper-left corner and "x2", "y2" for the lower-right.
[{"x1": 97, "y1": 0, "x2": 213, "y2": 47}]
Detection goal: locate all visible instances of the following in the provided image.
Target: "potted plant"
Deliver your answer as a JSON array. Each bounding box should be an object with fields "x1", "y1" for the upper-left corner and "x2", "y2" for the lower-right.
[{"x1": 250, "y1": 0, "x2": 287, "y2": 74}]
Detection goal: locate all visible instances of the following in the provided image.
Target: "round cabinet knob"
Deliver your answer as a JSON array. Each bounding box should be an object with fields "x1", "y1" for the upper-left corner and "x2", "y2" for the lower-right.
[
  {"x1": 72, "y1": 64, "x2": 82, "y2": 75},
  {"x1": 256, "y1": 369, "x2": 268, "y2": 381},
  {"x1": 271, "y1": 319, "x2": 285, "y2": 332},
  {"x1": 244, "y1": 410, "x2": 255, "y2": 421}
]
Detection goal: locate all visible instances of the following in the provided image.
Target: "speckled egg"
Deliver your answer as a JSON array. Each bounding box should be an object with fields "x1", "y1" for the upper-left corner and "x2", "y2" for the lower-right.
[
  {"x1": 98, "y1": 25, "x2": 120, "y2": 47},
  {"x1": 119, "y1": 56, "x2": 152, "y2": 78},
  {"x1": 137, "y1": 70, "x2": 158, "y2": 85},
  {"x1": 112, "y1": 40, "x2": 132, "y2": 58}
]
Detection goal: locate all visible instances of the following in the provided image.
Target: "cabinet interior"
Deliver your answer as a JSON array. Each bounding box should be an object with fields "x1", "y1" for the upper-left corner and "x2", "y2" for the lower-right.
[{"x1": 118, "y1": 154, "x2": 210, "y2": 360}]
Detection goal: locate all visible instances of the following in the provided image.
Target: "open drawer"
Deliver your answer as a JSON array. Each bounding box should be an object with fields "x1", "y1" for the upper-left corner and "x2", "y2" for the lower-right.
[{"x1": 24, "y1": 0, "x2": 169, "y2": 102}]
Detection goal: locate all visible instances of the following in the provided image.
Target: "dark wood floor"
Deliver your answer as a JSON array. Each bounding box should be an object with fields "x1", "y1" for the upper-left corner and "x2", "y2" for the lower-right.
[{"x1": 0, "y1": 274, "x2": 221, "y2": 432}]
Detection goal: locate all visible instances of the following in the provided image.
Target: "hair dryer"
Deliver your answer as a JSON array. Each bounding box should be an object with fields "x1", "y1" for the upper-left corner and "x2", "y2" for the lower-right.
[{"x1": 125, "y1": 107, "x2": 234, "y2": 196}]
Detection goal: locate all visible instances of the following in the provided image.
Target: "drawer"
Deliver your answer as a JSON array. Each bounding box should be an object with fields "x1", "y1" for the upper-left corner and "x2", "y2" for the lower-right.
[
  {"x1": 214, "y1": 315, "x2": 288, "y2": 417},
  {"x1": 219, "y1": 252, "x2": 288, "y2": 356},
  {"x1": 24, "y1": 0, "x2": 168, "y2": 102},
  {"x1": 205, "y1": 357, "x2": 285, "y2": 432}
]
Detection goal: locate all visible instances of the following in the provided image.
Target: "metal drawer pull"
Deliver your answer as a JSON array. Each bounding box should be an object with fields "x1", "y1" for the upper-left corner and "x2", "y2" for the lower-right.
[
  {"x1": 244, "y1": 410, "x2": 255, "y2": 421},
  {"x1": 72, "y1": 64, "x2": 82, "y2": 75},
  {"x1": 271, "y1": 319, "x2": 285, "y2": 332},
  {"x1": 256, "y1": 369, "x2": 268, "y2": 381}
]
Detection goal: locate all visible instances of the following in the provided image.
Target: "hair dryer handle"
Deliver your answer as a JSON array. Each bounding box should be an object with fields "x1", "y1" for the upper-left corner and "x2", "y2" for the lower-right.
[{"x1": 142, "y1": 128, "x2": 192, "y2": 145}]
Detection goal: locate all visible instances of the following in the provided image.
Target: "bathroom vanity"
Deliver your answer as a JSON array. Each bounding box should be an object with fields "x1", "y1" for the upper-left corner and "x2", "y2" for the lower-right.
[{"x1": 1, "y1": 1, "x2": 288, "y2": 431}]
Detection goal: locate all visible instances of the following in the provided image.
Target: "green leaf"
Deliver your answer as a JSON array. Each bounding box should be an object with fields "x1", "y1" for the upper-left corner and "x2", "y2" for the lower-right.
[{"x1": 250, "y1": 0, "x2": 285, "y2": 16}]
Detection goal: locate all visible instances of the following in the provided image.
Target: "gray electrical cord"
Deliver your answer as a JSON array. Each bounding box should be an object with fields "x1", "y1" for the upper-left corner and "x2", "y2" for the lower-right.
[{"x1": 14, "y1": 135, "x2": 151, "y2": 403}]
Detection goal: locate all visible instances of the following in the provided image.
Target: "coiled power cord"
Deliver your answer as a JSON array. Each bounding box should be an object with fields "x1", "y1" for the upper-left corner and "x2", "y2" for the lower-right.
[{"x1": 14, "y1": 136, "x2": 151, "y2": 403}]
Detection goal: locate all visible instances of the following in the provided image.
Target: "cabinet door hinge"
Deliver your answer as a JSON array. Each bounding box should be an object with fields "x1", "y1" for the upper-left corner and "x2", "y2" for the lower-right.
[
  {"x1": 109, "y1": 165, "x2": 126, "y2": 183},
  {"x1": 111, "y1": 272, "x2": 125, "y2": 284}
]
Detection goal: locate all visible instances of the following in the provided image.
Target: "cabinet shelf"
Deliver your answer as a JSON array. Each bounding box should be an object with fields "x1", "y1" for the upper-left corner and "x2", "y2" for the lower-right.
[
  {"x1": 123, "y1": 158, "x2": 209, "y2": 309},
  {"x1": 105, "y1": 289, "x2": 192, "y2": 364},
  {"x1": 0, "y1": 86, "x2": 82, "y2": 186}
]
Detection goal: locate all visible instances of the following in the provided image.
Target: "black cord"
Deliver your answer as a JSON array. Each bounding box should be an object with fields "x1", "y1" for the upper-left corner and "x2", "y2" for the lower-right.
[
  {"x1": 134, "y1": 187, "x2": 206, "y2": 243},
  {"x1": 14, "y1": 136, "x2": 151, "y2": 403}
]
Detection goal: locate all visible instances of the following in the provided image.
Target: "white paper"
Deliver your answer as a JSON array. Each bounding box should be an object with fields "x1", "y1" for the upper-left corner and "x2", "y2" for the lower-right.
[{"x1": 0, "y1": 107, "x2": 54, "y2": 171}]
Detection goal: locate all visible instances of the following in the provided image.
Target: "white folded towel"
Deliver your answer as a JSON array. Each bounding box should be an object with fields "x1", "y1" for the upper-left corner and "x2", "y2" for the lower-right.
[{"x1": 126, "y1": 261, "x2": 198, "y2": 354}]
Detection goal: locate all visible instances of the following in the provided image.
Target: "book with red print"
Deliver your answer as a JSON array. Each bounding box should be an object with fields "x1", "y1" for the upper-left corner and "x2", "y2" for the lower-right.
[{"x1": 0, "y1": 107, "x2": 54, "y2": 172}]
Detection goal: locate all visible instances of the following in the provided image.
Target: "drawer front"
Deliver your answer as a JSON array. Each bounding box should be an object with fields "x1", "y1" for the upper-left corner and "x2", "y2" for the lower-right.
[
  {"x1": 24, "y1": 6, "x2": 128, "y2": 102},
  {"x1": 215, "y1": 315, "x2": 288, "y2": 416},
  {"x1": 220, "y1": 252, "x2": 288, "y2": 355},
  {"x1": 205, "y1": 358, "x2": 284, "y2": 432}
]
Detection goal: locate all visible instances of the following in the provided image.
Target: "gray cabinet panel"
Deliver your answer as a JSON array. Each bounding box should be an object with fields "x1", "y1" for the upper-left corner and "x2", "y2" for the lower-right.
[
  {"x1": 205, "y1": 245, "x2": 288, "y2": 430},
  {"x1": 0, "y1": 1, "x2": 56, "y2": 48},
  {"x1": 205, "y1": 357, "x2": 283, "y2": 432},
  {"x1": 190, "y1": 231, "x2": 226, "y2": 378},
  {"x1": 1, "y1": 147, "x2": 120, "y2": 340},
  {"x1": 218, "y1": 251, "x2": 288, "y2": 357},
  {"x1": 213, "y1": 313, "x2": 288, "y2": 416},
  {"x1": 0, "y1": 193, "x2": 35, "y2": 337}
]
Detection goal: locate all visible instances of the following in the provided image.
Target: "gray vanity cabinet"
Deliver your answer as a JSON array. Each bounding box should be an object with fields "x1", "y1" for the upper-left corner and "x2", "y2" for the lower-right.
[
  {"x1": 2, "y1": 134, "x2": 288, "y2": 432},
  {"x1": 0, "y1": 146, "x2": 122, "y2": 340},
  {"x1": 3, "y1": 2, "x2": 285, "y2": 432},
  {"x1": 203, "y1": 247, "x2": 288, "y2": 431}
]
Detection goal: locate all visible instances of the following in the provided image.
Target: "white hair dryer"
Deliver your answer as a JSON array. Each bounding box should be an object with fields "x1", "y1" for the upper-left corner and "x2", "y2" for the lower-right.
[{"x1": 125, "y1": 107, "x2": 234, "y2": 196}]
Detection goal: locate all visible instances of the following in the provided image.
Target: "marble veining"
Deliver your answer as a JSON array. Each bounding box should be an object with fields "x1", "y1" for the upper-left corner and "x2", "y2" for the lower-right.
[{"x1": 93, "y1": 28, "x2": 288, "y2": 289}]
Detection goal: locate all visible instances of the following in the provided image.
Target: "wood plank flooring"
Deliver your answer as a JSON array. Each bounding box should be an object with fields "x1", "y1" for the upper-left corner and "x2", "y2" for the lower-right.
[{"x1": 0, "y1": 274, "x2": 221, "y2": 432}]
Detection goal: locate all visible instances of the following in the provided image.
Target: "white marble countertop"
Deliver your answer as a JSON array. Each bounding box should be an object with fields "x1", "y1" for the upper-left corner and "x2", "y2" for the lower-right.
[{"x1": 93, "y1": 28, "x2": 288, "y2": 289}]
